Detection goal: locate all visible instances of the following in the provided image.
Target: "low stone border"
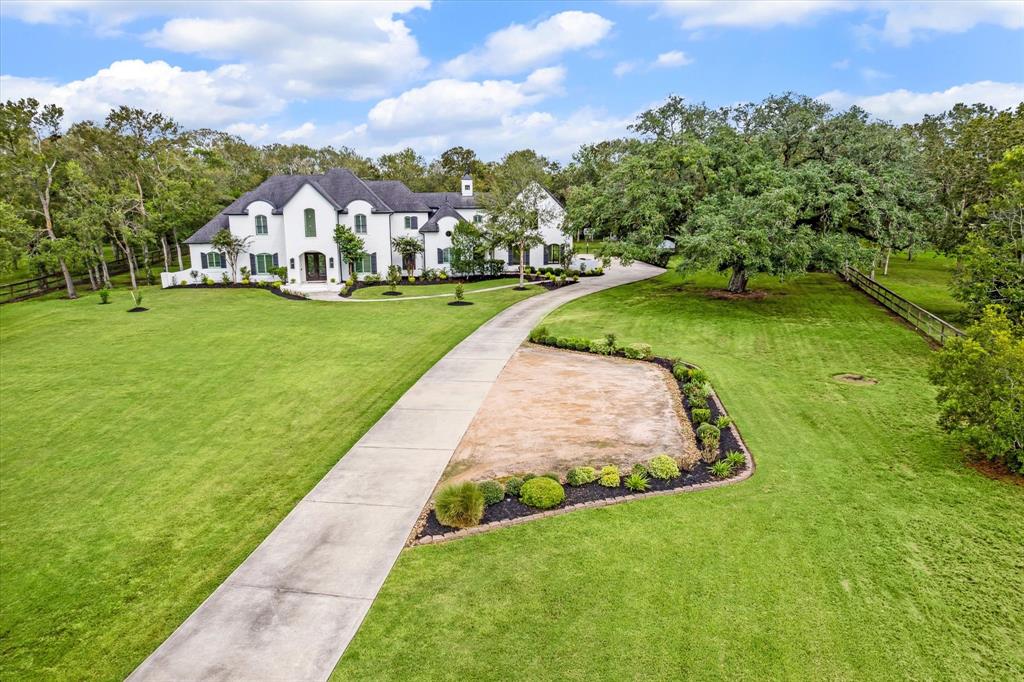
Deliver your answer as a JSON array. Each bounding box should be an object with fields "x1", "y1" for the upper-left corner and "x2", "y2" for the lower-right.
[{"x1": 408, "y1": 360, "x2": 756, "y2": 547}]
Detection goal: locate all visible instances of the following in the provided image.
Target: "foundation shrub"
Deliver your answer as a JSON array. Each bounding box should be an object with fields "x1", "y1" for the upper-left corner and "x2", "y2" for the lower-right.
[
  {"x1": 528, "y1": 326, "x2": 548, "y2": 343},
  {"x1": 566, "y1": 466, "x2": 598, "y2": 486},
  {"x1": 716, "y1": 415, "x2": 734, "y2": 429},
  {"x1": 672, "y1": 363, "x2": 690, "y2": 380},
  {"x1": 598, "y1": 465, "x2": 620, "y2": 488},
  {"x1": 725, "y1": 451, "x2": 746, "y2": 469},
  {"x1": 648, "y1": 454, "x2": 681, "y2": 480},
  {"x1": 434, "y1": 482, "x2": 485, "y2": 528},
  {"x1": 519, "y1": 477, "x2": 565, "y2": 509},
  {"x1": 710, "y1": 460, "x2": 735, "y2": 478},
  {"x1": 479, "y1": 480, "x2": 505, "y2": 506},
  {"x1": 631, "y1": 463, "x2": 648, "y2": 476}
]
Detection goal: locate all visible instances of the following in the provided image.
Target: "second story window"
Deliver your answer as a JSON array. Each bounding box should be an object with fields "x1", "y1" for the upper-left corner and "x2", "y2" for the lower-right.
[
  {"x1": 354, "y1": 214, "x2": 367, "y2": 234},
  {"x1": 304, "y1": 208, "x2": 316, "y2": 237},
  {"x1": 473, "y1": 214, "x2": 483, "y2": 224},
  {"x1": 255, "y1": 215, "x2": 268, "y2": 235}
]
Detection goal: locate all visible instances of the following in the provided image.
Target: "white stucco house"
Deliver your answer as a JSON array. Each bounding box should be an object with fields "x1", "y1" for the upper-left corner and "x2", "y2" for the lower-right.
[{"x1": 161, "y1": 168, "x2": 572, "y2": 288}]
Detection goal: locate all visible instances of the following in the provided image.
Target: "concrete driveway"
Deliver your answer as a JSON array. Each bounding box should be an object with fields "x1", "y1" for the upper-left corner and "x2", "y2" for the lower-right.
[{"x1": 128, "y1": 259, "x2": 664, "y2": 682}]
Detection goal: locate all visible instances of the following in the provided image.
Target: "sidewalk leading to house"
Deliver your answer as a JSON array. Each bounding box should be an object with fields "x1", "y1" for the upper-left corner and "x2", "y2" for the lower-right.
[{"x1": 127, "y1": 259, "x2": 664, "y2": 682}]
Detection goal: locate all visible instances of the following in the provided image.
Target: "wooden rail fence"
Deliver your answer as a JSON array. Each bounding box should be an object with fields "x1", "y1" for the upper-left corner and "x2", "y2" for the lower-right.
[
  {"x1": 1, "y1": 257, "x2": 138, "y2": 304},
  {"x1": 841, "y1": 266, "x2": 963, "y2": 344}
]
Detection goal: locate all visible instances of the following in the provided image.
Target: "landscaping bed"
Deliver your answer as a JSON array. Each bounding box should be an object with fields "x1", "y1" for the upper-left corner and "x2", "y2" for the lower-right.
[
  {"x1": 340, "y1": 267, "x2": 593, "y2": 298},
  {"x1": 413, "y1": 333, "x2": 752, "y2": 544},
  {"x1": 170, "y1": 280, "x2": 309, "y2": 301}
]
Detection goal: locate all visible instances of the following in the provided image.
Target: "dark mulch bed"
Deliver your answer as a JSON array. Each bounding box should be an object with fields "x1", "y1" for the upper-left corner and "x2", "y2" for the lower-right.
[
  {"x1": 381, "y1": 290, "x2": 403, "y2": 296},
  {"x1": 416, "y1": 458, "x2": 743, "y2": 538},
  {"x1": 416, "y1": 352, "x2": 748, "y2": 538},
  {"x1": 127, "y1": 307, "x2": 148, "y2": 313},
  {"x1": 447, "y1": 301, "x2": 474, "y2": 306}
]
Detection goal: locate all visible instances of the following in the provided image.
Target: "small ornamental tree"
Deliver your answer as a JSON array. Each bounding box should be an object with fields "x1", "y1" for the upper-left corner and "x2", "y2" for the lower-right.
[
  {"x1": 929, "y1": 305, "x2": 1024, "y2": 473},
  {"x1": 386, "y1": 264, "x2": 401, "y2": 292},
  {"x1": 486, "y1": 183, "x2": 553, "y2": 286},
  {"x1": 450, "y1": 220, "x2": 488, "y2": 275},
  {"x1": 391, "y1": 235, "x2": 424, "y2": 274},
  {"x1": 211, "y1": 228, "x2": 252, "y2": 283},
  {"x1": 333, "y1": 224, "x2": 366, "y2": 280}
]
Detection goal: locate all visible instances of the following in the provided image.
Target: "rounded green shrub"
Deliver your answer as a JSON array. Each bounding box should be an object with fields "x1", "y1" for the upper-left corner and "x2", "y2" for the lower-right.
[
  {"x1": 566, "y1": 466, "x2": 598, "y2": 486},
  {"x1": 479, "y1": 480, "x2": 505, "y2": 505},
  {"x1": 672, "y1": 363, "x2": 689, "y2": 380},
  {"x1": 696, "y1": 422, "x2": 721, "y2": 443},
  {"x1": 519, "y1": 477, "x2": 565, "y2": 509},
  {"x1": 623, "y1": 342, "x2": 653, "y2": 360},
  {"x1": 503, "y1": 476, "x2": 524, "y2": 498},
  {"x1": 648, "y1": 454, "x2": 680, "y2": 480},
  {"x1": 434, "y1": 482, "x2": 484, "y2": 528},
  {"x1": 687, "y1": 368, "x2": 709, "y2": 385},
  {"x1": 598, "y1": 465, "x2": 620, "y2": 488},
  {"x1": 691, "y1": 407, "x2": 712, "y2": 424}
]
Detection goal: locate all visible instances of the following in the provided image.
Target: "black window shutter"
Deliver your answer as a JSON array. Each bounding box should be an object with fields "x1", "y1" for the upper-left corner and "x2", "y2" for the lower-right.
[
  {"x1": 220, "y1": 252, "x2": 227, "y2": 267},
  {"x1": 437, "y1": 247, "x2": 443, "y2": 263},
  {"x1": 411, "y1": 216, "x2": 418, "y2": 229},
  {"x1": 370, "y1": 252, "x2": 377, "y2": 273},
  {"x1": 249, "y1": 253, "x2": 256, "y2": 272},
  {"x1": 200, "y1": 252, "x2": 208, "y2": 268},
  {"x1": 507, "y1": 248, "x2": 514, "y2": 265},
  {"x1": 273, "y1": 253, "x2": 279, "y2": 267},
  {"x1": 524, "y1": 248, "x2": 531, "y2": 265}
]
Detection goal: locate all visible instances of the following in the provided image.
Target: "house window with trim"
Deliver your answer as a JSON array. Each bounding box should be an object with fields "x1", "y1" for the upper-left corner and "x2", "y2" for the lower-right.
[
  {"x1": 547, "y1": 243, "x2": 561, "y2": 264},
  {"x1": 404, "y1": 216, "x2": 418, "y2": 230},
  {"x1": 304, "y1": 208, "x2": 316, "y2": 237},
  {"x1": 354, "y1": 214, "x2": 367, "y2": 234},
  {"x1": 473, "y1": 214, "x2": 483, "y2": 224},
  {"x1": 438, "y1": 247, "x2": 451, "y2": 264},
  {"x1": 206, "y1": 252, "x2": 223, "y2": 268},
  {"x1": 255, "y1": 253, "x2": 274, "y2": 274},
  {"x1": 355, "y1": 253, "x2": 375, "y2": 274},
  {"x1": 255, "y1": 215, "x2": 268, "y2": 235}
]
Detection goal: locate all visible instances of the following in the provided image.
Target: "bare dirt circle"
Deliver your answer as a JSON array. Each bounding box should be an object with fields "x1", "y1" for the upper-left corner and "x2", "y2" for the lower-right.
[{"x1": 832, "y1": 373, "x2": 878, "y2": 385}]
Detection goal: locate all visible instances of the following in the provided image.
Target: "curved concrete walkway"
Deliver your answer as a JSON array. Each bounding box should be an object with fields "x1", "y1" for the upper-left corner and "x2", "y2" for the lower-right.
[{"x1": 128, "y1": 260, "x2": 664, "y2": 682}]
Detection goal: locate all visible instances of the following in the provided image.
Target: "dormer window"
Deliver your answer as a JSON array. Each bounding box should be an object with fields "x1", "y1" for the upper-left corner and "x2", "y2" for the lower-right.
[
  {"x1": 354, "y1": 214, "x2": 367, "y2": 234},
  {"x1": 255, "y1": 215, "x2": 268, "y2": 235},
  {"x1": 304, "y1": 208, "x2": 316, "y2": 237}
]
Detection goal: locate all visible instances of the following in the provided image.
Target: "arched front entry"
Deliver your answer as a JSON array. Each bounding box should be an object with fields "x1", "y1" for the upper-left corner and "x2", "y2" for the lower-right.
[{"x1": 303, "y1": 252, "x2": 327, "y2": 282}]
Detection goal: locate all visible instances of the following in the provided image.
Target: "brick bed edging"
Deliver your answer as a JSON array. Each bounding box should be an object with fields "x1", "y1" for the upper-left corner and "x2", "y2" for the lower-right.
[{"x1": 408, "y1": 372, "x2": 756, "y2": 548}]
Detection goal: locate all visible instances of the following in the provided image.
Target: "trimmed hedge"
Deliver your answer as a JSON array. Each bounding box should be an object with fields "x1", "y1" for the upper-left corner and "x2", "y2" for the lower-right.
[{"x1": 519, "y1": 477, "x2": 565, "y2": 509}]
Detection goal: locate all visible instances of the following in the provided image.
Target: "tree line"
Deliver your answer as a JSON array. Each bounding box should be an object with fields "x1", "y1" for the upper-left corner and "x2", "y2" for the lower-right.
[{"x1": 0, "y1": 98, "x2": 564, "y2": 298}]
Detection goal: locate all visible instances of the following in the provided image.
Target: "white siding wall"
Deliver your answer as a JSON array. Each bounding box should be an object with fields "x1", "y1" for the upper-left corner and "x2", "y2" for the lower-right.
[
  {"x1": 423, "y1": 216, "x2": 460, "y2": 270},
  {"x1": 282, "y1": 184, "x2": 342, "y2": 284},
  {"x1": 389, "y1": 212, "x2": 429, "y2": 272},
  {"x1": 337, "y1": 200, "x2": 391, "y2": 280}
]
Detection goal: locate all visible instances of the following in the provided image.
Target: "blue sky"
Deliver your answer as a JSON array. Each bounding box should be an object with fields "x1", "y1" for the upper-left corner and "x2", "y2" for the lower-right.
[{"x1": 1, "y1": 1, "x2": 1021, "y2": 160}]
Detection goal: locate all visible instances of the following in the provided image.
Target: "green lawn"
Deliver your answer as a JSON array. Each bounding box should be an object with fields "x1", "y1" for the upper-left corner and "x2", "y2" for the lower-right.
[
  {"x1": 335, "y1": 268, "x2": 1023, "y2": 680},
  {"x1": 351, "y1": 277, "x2": 518, "y2": 300},
  {"x1": 874, "y1": 251, "x2": 964, "y2": 323},
  {"x1": 0, "y1": 283, "x2": 539, "y2": 680}
]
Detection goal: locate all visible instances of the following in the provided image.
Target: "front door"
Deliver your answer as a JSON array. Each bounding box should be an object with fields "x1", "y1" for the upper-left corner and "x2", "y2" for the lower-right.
[{"x1": 304, "y1": 252, "x2": 327, "y2": 281}]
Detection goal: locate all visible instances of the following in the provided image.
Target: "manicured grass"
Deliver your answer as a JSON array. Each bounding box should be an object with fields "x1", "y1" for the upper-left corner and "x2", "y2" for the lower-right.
[
  {"x1": 0, "y1": 283, "x2": 539, "y2": 680},
  {"x1": 336, "y1": 268, "x2": 1023, "y2": 680},
  {"x1": 351, "y1": 277, "x2": 519, "y2": 299},
  {"x1": 874, "y1": 251, "x2": 963, "y2": 323}
]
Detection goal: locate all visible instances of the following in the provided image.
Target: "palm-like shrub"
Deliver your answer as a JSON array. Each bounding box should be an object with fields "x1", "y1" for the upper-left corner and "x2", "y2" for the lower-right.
[
  {"x1": 624, "y1": 471, "x2": 650, "y2": 492},
  {"x1": 519, "y1": 477, "x2": 565, "y2": 509},
  {"x1": 710, "y1": 460, "x2": 734, "y2": 478},
  {"x1": 434, "y1": 482, "x2": 484, "y2": 528}
]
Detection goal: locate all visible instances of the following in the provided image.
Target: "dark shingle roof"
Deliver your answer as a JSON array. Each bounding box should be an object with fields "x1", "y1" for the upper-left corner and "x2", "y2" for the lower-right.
[
  {"x1": 419, "y1": 204, "x2": 465, "y2": 233},
  {"x1": 364, "y1": 180, "x2": 431, "y2": 212},
  {"x1": 219, "y1": 168, "x2": 389, "y2": 216},
  {"x1": 415, "y1": 192, "x2": 480, "y2": 209},
  {"x1": 185, "y1": 212, "x2": 228, "y2": 244}
]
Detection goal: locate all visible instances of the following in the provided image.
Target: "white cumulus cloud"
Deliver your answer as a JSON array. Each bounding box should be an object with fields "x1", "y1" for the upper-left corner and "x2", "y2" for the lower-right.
[
  {"x1": 0, "y1": 59, "x2": 285, "y2": 126},
  {"x1": 443, "y1": 11, "x2": 613, "y2": 77},
  {"x1": 278, "y1": 121, "x2": 316, "y2": 141},
  {"x1": 654, "y1": 50, "x2": 694, "y2": 68},
  {"x1": 818, "y1": 80, "x2": 1024, "y2": 123}
]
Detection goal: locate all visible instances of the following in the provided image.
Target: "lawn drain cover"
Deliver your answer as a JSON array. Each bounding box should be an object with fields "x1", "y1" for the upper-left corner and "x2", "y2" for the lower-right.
[{"x1": 832, "y1": 373, "x2": 878, "y2": 385}]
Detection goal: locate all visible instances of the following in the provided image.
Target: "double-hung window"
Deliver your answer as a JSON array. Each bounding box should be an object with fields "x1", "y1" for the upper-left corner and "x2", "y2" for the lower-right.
[
  {"x1": 404, "y1": 216, "x2": 418, "y2": 230},
  {"x1": 354, "y1": 214, "x2": 367, "y2": 234},
  {"x1": 439, "y1": 248, "x2": 451, "y2": 264},
  {"x1": 255, "y1": 215, "x2": 268, "y2": 235},
  {"x1": 255, "y1": 253, "x2": 274, "y2": 274},
  {"x1": 473, "y1": 214, "x2": 483, "y2": 224},
  {"x1": 304, "y1": 208, "x2": 316, "y2": 237},
  {"x1": 355, "y1": 253, "x2": 373, "y2": 274},
  {"x1": 205, "y1": 252, "x2": 223, "y2": 268}
]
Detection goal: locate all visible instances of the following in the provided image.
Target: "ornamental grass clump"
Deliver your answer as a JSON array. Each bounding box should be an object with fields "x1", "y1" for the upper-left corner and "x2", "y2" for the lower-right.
[
  {"x1": 598, "y1": 465, "x2": 620, "y2": 487},
  {"x1": 519, "y1": 477, "x2": 565, "y2": 509},
  {"x1": 434, "y1": 482, "x2": 485, "y2": 528},
  {"x1": 647, "y1": 454, "x2": 680, "y2": 480},
  {"x1": 479, "y1": 480, "x2": 505, "y2": 505},
  {"x1": 710, "y1": 460, "x2": 735, "y2": 478},
  {"x1": 566, "y1": 466, "x2": 598, "y2": 486},
  {"x1": 624, "y1": 470, "x2": 650, "y2": 492},
  {"x1": 725, "y1": 451, "x2": 746, "y2": 469}
]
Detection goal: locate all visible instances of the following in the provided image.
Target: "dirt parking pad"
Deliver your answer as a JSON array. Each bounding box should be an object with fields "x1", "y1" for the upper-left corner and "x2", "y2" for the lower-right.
[{"x1": 443, "y1": 345, "x2": 699, "y2": 483}]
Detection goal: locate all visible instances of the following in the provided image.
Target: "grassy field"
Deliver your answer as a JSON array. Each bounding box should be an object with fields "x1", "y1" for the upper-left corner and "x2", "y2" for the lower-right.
[
  {"x1": 335, "y1": 268, "x2": 1023, "y2": 680},
  {"x1": 0, "y1": 283, "x2": 539, "y2": 680},
  {"x1": 874, "y1": 251, "x2": 963, "y2": 323},
  {"x1": 351, "y1": 277, "x2": 517, "y2": 299}
]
